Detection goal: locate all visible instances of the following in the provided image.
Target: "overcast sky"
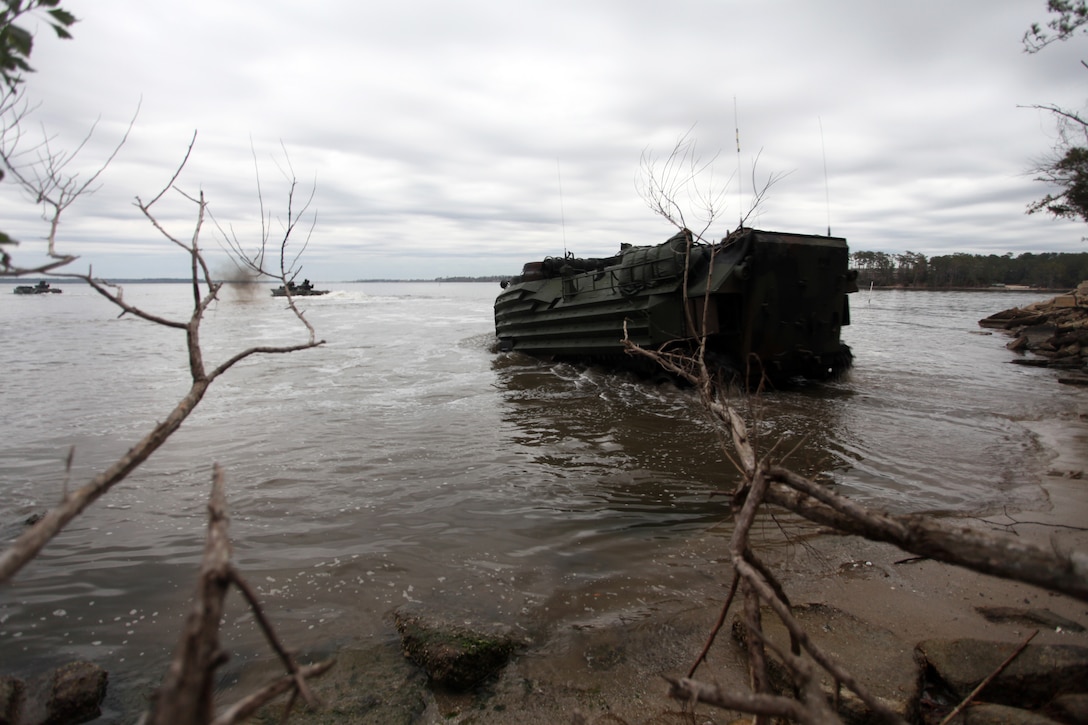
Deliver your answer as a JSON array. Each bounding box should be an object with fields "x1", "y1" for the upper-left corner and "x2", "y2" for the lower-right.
[{"x1": 2, "y1": 0, "x2": 1086, "y2": 280}]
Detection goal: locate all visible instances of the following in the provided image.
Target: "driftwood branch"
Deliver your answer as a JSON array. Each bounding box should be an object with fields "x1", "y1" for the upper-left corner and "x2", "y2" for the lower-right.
[
  {"x1": 671, "y1": 370, "x2": 1086, "y2": 723},
  {"x1": 764, "y1": 467, "x2": 1088, "y2": 602},
  {"x1": 665, "y1": 676, "x2": 817, "y2": 724},
  {"x1": 144, "y1": 465, "x2": 332, "y2": 724}
]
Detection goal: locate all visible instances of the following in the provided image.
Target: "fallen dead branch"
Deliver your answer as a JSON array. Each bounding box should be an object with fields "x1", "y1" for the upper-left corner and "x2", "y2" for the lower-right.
[{"x1": 763, "y1": 467, "x2": 1088, "y2": 602}]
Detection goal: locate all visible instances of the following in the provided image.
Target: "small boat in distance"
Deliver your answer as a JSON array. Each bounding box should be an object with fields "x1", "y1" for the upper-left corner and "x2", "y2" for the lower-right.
[
  {"x1": 13, "y1": 280, "x2": 62, "y2": 295},
  {"x1": 494, "y1": 227, "x2": 858, "y2": 384},
  {"x1": 271, "y1": 279, "x2": 329, "y2": 297}
]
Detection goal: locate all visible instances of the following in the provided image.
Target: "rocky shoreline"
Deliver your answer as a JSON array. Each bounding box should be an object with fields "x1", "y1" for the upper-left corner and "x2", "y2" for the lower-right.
[{"x1": 979, "y1": 281, "x2": 1088, "y2": 384}]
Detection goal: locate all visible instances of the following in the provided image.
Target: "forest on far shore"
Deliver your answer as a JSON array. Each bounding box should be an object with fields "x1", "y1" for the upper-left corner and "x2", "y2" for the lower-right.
[{"x1": 850, "y1": 249, "x2": 1088, "y2": 289}]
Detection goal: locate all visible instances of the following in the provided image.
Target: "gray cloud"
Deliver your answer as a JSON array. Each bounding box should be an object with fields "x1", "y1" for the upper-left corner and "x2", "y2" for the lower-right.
[{"x1": 1, "y1": 0, "x2": 1085, "y2": 280}]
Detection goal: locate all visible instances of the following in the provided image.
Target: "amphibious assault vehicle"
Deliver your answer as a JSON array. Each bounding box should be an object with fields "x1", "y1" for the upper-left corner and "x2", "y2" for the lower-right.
[
  {"x1": 13, "y1": 280, "x2": 62, "y2": 295},
  {"x1": 494, "y1": 227, "x2": 857, "y2": 383},
  {"x1": 271, "y1": 279, "x2": 329, "y2": 297}
]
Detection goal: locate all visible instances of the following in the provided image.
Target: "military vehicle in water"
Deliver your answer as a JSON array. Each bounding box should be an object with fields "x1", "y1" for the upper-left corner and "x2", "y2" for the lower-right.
[
  {"x1": 494, "y1": 227, "x2": 857, "y2": 383},
  {"x1": 271, "y1": 279, "x2": 329, "y2": 297},
  {"x1": 13, "y1": 280, "x2": 62, "y2": 294}
]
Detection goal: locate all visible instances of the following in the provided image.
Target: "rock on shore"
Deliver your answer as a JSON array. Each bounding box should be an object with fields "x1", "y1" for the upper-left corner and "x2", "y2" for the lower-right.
[
  {"x1": 0, "y1": 661, "x2": 107, "y2": 725},
  {"x1": 392, "y1": 605, "x2": 525, "y2": 691},
  {"x1": 979, "y1": 281, "x2": 1088, "y2": 384},
  {"x1": 736, "y1": 604, "x2": 1088, "y2": 725},
  {"x1": 917, "y1": 638, "x2": 1088, "y2": 714}
]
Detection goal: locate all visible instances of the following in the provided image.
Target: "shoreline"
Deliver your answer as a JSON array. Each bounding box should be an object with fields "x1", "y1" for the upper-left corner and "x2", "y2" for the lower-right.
[
  {"x1": 224, "y1": 400, "x2": 1088, "y2": 724},
  {"x1": 493, "y1": 408, "x2": 1088, "y2": 724},
  {"x1": 439, "y1": 403, "x2": 1088, "y2": 723}
]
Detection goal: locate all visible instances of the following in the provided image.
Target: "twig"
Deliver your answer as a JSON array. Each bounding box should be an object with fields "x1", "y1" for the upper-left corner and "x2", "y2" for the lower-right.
[
  {"x1": 231, "y1": 572, "x2": 321, "y2": 708},
  {"x1": 687, "y1": 572, "x2": 740, "y2": 678},
  {"x1": 665, "y1": 676, "x2": 815, "y2": 724},
  {"x1": 938, "y1": 630, "x2": 1038, "y2": 725},
  {"x1": 208, "y1": 660, "x2": 334, "y2": 725}
]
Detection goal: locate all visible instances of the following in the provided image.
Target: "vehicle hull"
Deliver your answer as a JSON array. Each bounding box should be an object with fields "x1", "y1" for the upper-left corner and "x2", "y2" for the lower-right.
[{"x1": 494, "y1": 228, "x2": 857, "y2": 382}]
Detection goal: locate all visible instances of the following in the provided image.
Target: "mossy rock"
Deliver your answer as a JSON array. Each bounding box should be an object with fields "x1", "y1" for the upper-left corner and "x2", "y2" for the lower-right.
[{"x1": 393, "y1": 607, "x2": 522, "y2": 691}]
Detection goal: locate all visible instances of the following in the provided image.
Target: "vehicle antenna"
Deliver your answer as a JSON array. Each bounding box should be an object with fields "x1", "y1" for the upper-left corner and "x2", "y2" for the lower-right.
[
  {"x1": 734, "y1": 96, "x2": 742, "y2": 228},
  {"x1": 557, "y1": 159, "x2": 568, "y2": 257},
  {"x1": 820, "y1": 116, "x2": 831, "y2": 236}
]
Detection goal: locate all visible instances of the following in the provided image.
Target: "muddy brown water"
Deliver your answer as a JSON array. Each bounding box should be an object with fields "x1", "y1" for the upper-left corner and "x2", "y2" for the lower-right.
[{"x1": 1, "y1": 283, "x2": 1083, "y2": 719}]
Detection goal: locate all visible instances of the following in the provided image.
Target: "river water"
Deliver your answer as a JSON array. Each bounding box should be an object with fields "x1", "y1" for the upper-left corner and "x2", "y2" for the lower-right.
[{"x1": 1, "y1": 282, "x2": 1084, "y2": 716}]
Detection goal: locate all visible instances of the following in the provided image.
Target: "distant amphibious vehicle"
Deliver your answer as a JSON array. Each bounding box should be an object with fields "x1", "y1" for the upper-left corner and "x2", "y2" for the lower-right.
[
  {"x1": 271, "y1": 279, "x2": 329, "y2": 297},
  {"x1": 494, "y1": 227, "x2": 858, "y2": 383},
  {"x1": 13, "y1": 281, "x2": 62, "y2": 295}
]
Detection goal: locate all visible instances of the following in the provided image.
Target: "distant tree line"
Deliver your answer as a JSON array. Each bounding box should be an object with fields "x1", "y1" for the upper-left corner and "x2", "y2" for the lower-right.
[
  {"x1": 435, "y1": 275, "x2": 506, "y2": 283},
  {"x1": 850, "y1": 249, "x2": 1088, "y2": 289}
]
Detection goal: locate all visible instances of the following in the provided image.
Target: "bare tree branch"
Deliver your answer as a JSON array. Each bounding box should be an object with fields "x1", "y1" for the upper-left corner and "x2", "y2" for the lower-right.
[
  {"x1": 0, "y1": 91, "x2": 139, "y2": 262},
  {"x1": 1022, "y1": 102, "x2": 1088, "y2": 131},
  {"x1": 1, "y1": 37, "x2": 333, "y2": 723},
  {"x1": 636, "y1": 127, "x2": 730, "y2": 242},
  {"x1": 0, "y1": 138, "x2": 325, "y2": 581},
  {"x1": 0, "y1": 378, "x2": 210, "y2": 581}
]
